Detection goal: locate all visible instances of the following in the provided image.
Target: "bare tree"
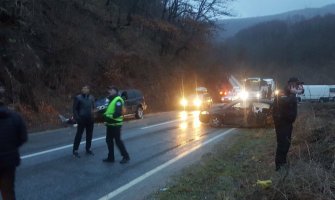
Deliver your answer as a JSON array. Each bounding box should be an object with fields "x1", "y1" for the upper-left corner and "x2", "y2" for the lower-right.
[{"x1": 193, "y1": 0, "x2": 233, "y2": 22}]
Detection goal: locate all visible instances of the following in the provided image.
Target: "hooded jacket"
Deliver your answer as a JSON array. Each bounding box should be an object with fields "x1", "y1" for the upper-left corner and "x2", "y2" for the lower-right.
[{"x1": 0, "y1": 105, "x2": 28, "y2": 168}]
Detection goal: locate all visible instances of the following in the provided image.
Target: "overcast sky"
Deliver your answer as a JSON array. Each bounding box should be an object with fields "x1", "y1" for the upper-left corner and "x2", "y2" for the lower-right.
[{"x1": 226, "y1": 0, "x2": 335, "y2": 18}]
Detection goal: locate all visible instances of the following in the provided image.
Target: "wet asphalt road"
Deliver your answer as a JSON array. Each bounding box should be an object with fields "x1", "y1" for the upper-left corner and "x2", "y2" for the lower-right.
[{"x1": 14, "y1": 110, "x2": 236, "y2": 200}]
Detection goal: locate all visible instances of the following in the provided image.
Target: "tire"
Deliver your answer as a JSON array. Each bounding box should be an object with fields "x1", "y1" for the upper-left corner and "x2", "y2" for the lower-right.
[
  {"x1": 135, "y1": 106, "x2": 144, "y2": 119},
  {"x1": 209, "y1": 115, "x2": 221, "y2": 128}
]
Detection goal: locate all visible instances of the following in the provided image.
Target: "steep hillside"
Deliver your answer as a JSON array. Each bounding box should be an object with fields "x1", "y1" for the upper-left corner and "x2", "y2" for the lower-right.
[{"x1": 0, "y1": 0, "x2": 231, "y2": 130}]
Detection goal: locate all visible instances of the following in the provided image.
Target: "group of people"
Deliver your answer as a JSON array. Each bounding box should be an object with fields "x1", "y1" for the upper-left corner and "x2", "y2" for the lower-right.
[
  {"x1": 0, "y1": 78, "x2": 303, "y2": 199},
  {"x1": 0, "y1": 84, "x2": 130, "y2": 199},
  {"x1": 71, "y1": 85, "x2": 130, "y2": 164}
]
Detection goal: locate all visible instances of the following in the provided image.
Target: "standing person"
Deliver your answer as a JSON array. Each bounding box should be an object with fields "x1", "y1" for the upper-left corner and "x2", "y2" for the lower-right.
[
  {"x1": 103, "y1": 86, "x2": 130, "y2": 164},
  {"x1": 272, "y1": 77, "x2": 304, "y2": 171},
  {"x1": 72, "y1": 85, "x2": 95, "y2": 158},
  {"x1": 0, "y1": 84, "x2": 28, "y2": 200}
]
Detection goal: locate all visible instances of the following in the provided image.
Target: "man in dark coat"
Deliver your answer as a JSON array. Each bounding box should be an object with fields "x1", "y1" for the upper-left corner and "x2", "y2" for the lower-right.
[
  {"x1": 272, "y1": 77, "x2": 304, "y2": 171},
  {"x1": 72, "y1": 85, "x2": 95, "y2": 158},
  {"x1": 0, "y1": 84, "x2": 28, "y2": 200}
]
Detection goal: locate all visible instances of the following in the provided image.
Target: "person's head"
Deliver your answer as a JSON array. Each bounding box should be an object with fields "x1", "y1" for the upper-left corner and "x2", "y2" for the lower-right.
[
  {"x1": 107, "y1": 86, "x2": 118, "y2": 96},
  {"x1": 81, "y1": 85, "x2": 90, "y2": 95},
  {"x1": 286, "y1": 77, "x2": 304, "y2": 95}
]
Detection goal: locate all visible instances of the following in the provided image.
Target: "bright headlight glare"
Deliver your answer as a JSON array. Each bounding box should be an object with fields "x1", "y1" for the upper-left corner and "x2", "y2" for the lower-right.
[
  {"x1": 180, "y1": 98, "x2": 188, "y2": 106},
  {"x1": 256, "y1": 93, "x2": 260, "y2": 99},
  {"x1": 239, "y1": 91, "x2": 249, "y2": 100},
  {"x1": 193, "y1": 98, "x2": 202, "y2": 107},
  {"x1": 275, "y1": 90, "x2": 279, "y2": 95}
]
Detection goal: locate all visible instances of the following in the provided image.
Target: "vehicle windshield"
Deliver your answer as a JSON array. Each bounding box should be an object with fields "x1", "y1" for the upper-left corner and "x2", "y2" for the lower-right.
[{"x1": 245, "y1": 80, "x2": 260, "y2": 91}]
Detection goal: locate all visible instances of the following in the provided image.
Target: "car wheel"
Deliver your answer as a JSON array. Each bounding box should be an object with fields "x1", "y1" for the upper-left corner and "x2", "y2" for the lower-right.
[
  {"x1": 135, "y1": 107, "x2": 144, "y2": 119},
  {"x1": 210, "y1": 115, "x2": 221, "y2": 128}
]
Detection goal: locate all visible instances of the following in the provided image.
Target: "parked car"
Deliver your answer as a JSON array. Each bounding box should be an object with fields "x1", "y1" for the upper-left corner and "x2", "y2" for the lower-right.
[
  {"x1": 199, "y1": 99, "x2": 273, "y2": 128},
  {"x1": 95, "y1": 89, "x2": 147, "y2": 120}
]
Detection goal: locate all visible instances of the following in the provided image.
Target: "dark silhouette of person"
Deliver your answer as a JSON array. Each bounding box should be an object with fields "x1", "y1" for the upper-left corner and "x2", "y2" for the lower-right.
[
  {"x1": 0, "y1": 84, "x2": 28, "y2": 200},
  {"x1": 272, "y1": 77, "x2": 304, "y2": 171}
]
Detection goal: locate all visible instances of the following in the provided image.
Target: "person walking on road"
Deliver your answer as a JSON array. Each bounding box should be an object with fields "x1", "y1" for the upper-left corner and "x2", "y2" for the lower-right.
[
  {"x1": 72, "y1": 85, "x2": 95, "y2": 158},
  {"x1": 272, "y1": 77, "x2": 304, "y2": 171},
  {"x1": 0, "y1": 84, "x2": 28, "y2": 200},
  {"x1": 103, "y1": 86, "x2": 130, "y2": 164}
]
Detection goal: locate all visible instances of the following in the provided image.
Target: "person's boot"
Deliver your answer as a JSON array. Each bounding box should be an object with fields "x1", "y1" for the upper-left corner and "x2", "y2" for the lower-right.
[
  {"x1": 73, "y1": 151, "x2": 80, "y2": 158},
  {"x1": 103, "y1": 157, "x2": 115, "y2": 163},
  {"x1": 120, "y1": 157, "x2": 130, "y2": 164},
  {"x1": 86, "y1": 150, "x2": 94, "y2": 156}
]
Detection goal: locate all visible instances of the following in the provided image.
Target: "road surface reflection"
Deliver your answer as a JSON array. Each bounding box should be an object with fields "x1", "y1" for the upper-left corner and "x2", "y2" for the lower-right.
[{"x1": 177, "y1": 110, "x2": 203, "y2": 145}]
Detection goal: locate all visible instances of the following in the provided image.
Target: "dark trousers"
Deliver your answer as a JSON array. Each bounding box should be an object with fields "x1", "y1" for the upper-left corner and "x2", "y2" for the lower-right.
[
  {"x1": 275, "y1": 122, "x2": 293, "y2": 169},
  {"x1": 106, "y1": 125, "x2": 129, "y2": 160},
  {"x1": 73, "y1": 119, "x2": 94, "y2": 152},
  {"x1": 0, "y1": 167, "x2": 16, "y2": 200}
]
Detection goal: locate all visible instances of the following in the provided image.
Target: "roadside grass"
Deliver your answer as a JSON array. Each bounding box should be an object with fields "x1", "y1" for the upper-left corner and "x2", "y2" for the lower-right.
[{"x1": 148, "y1": 103, "x2": 335, "y2": 200}]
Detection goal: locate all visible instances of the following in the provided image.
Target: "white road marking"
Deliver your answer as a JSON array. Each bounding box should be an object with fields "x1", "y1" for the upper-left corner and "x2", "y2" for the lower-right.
[
  {"x1": 21, "y1": 136, "x2": 106, "y2": 159},
  {"x1": 140, "y1": 119, "x2": 180, "y2": 129},
  {"x1": 97, "y1": 128, "x2": 236, "y2": 200},
  {"x1": 21, "y1": 119, "x2": 182, "y2": 159}
]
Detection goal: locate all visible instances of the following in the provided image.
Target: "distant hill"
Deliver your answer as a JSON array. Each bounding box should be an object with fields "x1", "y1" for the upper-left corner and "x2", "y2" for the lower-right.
[
  {"x1": 216, "y1": 13, "x2": 335, "y2": 85},
  {"x1": 214, "y1": 4, "x2": 335, "y2": 41}
]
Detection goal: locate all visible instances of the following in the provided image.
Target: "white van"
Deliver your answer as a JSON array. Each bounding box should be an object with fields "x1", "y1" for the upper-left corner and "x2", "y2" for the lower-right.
[{"x1": 297, "y1": 85, "x2": 335, "y2": 102}]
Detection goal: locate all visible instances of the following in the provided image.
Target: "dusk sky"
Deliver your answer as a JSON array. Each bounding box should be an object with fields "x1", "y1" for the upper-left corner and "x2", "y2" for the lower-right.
[{"x1": 226, "y1": 0, "x2": 335, "y2": 18}]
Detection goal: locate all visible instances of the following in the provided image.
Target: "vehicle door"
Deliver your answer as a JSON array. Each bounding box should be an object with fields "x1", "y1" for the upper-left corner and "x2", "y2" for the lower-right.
[
  {"x1": 133, "y1": 90, "x2": 143, "y2": 105},
  {"x1": 224, "y1": 101, "x2": 250, "y2": 125},
  {"x1": 125, "y1": 90, "x2": 138, "y2": 114},
  {"x1": 120, "y1": 90, "x2": 132, "y2": 115}
]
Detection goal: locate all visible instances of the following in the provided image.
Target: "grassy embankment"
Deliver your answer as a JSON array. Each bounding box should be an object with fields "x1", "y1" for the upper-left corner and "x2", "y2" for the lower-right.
[{"x1": 148, "y1": 103, "x2": 335, "y2": 200}]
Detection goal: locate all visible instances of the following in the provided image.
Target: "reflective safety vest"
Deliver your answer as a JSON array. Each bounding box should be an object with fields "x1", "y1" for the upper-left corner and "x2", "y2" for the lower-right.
[{"x1": 104, "y1": 96, "x2": 124, "y2": 126}]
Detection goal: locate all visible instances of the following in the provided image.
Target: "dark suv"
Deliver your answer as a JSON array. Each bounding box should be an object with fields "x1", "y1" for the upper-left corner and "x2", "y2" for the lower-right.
[
  {"x1": 120, "y1": 89, "x2": 147, "y2": 119},
  {"x1": 95, "y1": 89, "x2": 147, "y2": 119}
]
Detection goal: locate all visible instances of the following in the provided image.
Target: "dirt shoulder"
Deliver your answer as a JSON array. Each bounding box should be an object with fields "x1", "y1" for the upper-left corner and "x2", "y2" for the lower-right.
[{"x1": 148, "y1": 103, "x2": 335, "y2": 200}]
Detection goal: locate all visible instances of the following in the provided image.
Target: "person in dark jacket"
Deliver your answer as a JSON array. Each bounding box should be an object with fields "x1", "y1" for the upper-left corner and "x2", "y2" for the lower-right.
[
  {"x1": 102, "y1": 86, "x2": 130, "y2": 164},
  {"x1": 72, "y1": 85, "x2": 95, "y2": 158},
  {"x1": 272, "y1": 77, "x2": 304, "y2": 171},
  {"x1": 0, "y1": 85, "x2": 27, "y2": 200}
]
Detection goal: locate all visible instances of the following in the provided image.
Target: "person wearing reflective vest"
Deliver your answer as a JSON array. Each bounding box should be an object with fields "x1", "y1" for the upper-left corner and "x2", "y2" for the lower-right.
[{"x1": 103, "y1": 86, "x2": 130, "y2": 164}]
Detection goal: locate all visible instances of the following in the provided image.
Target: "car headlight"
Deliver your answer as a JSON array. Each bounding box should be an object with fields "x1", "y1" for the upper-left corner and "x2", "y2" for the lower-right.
[
  {"x1": 256, "y1": 93, "x2": 260, "y2": 99},
  {"x1": 193, "y1": 98, "x2": 202, "y2": 107},
  {"x1": 180, "y1": 98, "x2": 188, "y2": 106},
  {"x1": 239, "y1": 91, "x2": 249, "y2": 100}
]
